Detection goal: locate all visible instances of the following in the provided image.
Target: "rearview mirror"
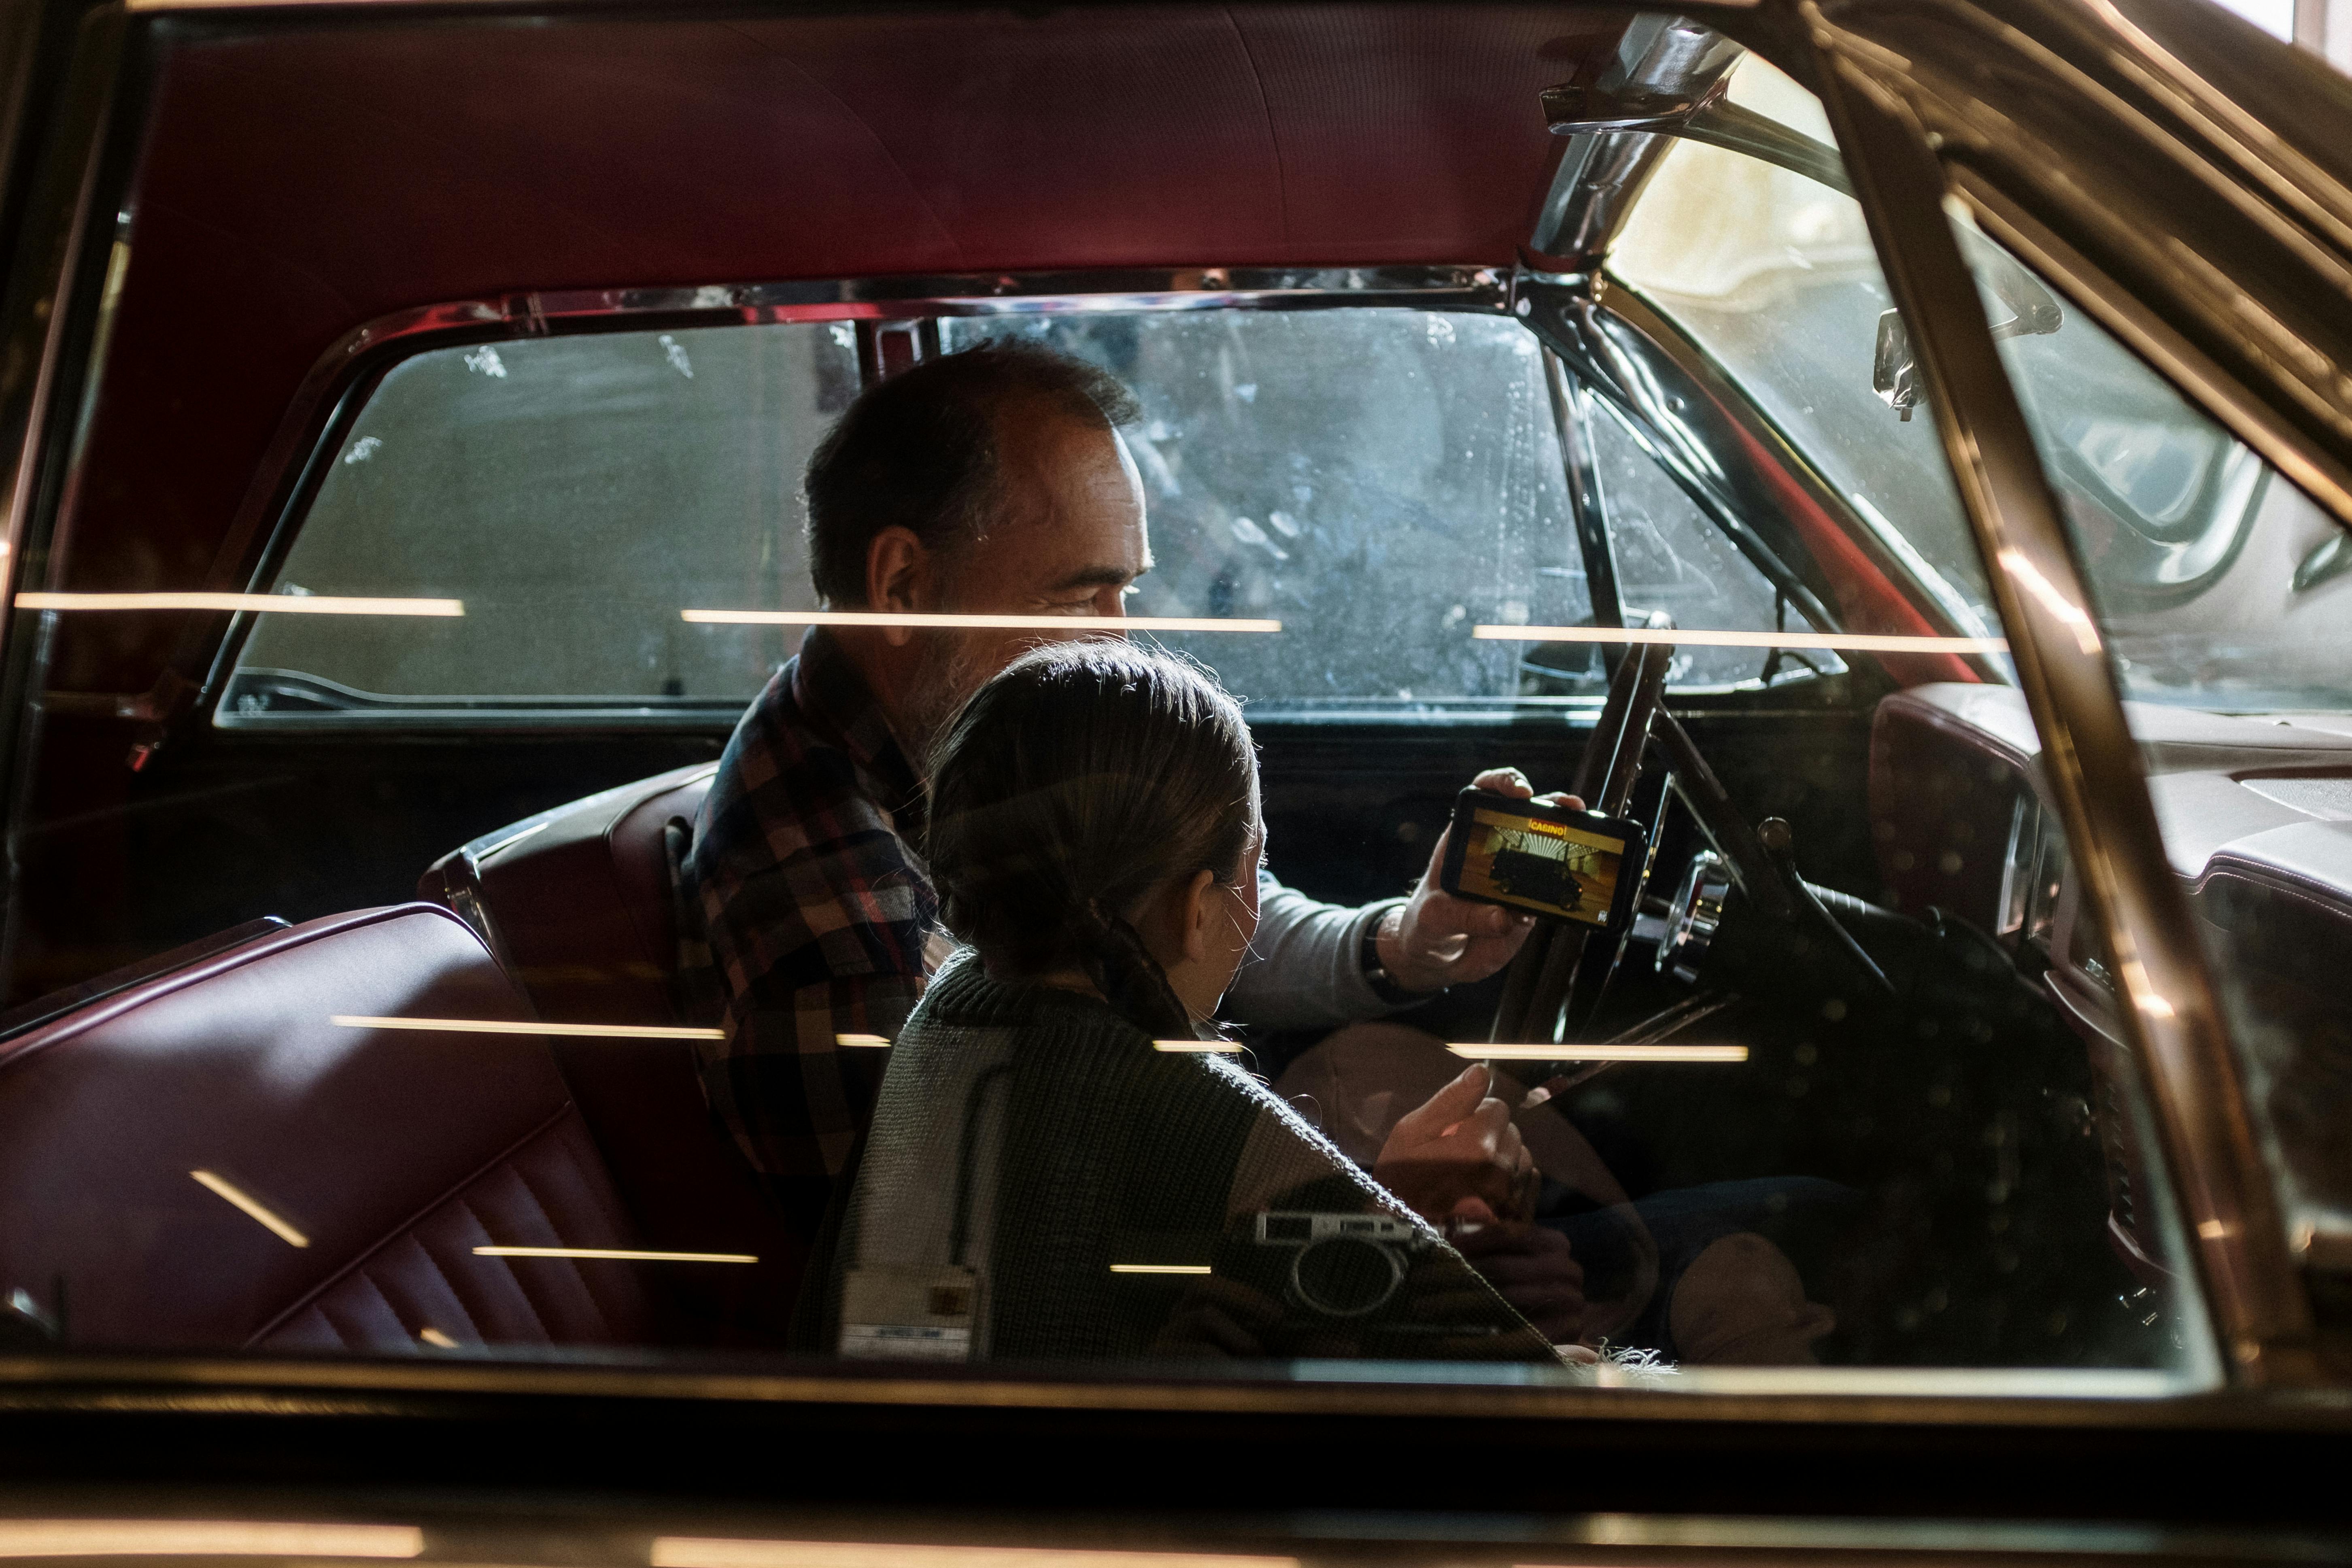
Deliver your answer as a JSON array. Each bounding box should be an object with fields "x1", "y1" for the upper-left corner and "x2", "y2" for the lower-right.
[
  {"x1": 1540, "y1": 81, "x2": 1722, "y2": 134},
  {"x1": 1874, "y1": 255, "x2": 2063, "y2": 419},
  {"x1": 1874, "y1": 310, "x2": 1921, "y2": 421}
]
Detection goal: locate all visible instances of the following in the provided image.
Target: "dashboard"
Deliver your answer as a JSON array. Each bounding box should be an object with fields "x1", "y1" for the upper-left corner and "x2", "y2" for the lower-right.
[{"x1": 1868, "y1": 683, "x2": 2352, "y2": 1270}]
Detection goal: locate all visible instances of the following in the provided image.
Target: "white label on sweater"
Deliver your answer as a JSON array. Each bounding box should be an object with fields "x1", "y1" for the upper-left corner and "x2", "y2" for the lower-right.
[
  {"x1": 839, "y1": 1323, "x2": 973, "y2": 1360},
  {"x1": 839, "y1": 1262, "x2": 979, "y2": 1360}
]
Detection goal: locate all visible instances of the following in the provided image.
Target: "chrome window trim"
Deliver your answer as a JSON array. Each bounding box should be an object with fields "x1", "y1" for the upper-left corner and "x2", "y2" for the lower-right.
[
  {"x1": 1806, "y1": 5, "x2": 2312, "y2": 1387},
  {"x1": 188, "y1": 266, "x2": 1510, "y2": 724},
  {"x1": 0, "y1": 1346, "x2": 2223, "y2": 1416}
]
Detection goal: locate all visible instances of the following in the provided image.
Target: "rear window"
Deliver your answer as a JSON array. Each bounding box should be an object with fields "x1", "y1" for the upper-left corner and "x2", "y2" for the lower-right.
[
  {"x1": 229, "y1": 321, "x2": 860, "y2": 717},
  {"x1": 225, "y1": 306, "x2": 1804, "y2": 724}
]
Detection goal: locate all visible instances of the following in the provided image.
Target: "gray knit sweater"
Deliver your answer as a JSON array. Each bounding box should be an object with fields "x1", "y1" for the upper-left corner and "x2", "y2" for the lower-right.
[{"x1": 818, "y1": 950, "x2": 1552, "y2": 1366}]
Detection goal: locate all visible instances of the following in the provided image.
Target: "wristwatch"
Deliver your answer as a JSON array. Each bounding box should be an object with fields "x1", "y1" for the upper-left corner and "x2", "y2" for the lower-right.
[{"x1": 1358, "y1": 907, "x2": 1424, "y2": 1005}]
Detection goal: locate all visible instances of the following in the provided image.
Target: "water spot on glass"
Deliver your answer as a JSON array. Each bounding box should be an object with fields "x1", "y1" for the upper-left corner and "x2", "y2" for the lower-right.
[
  {"x1": 1498, "y1": 599, "x2": 1528, "y2": 625},
  {"x1": 1443, "y1": 604, "x2": 1466, "y2": 626},
  {"x1": 659, "y1": 334, "x2": 694, "y2": 379},
  {"x1": 1230, "y1": 516, "x2": 1287, "y2": 561},
  {"x1": 1233, "y1": 383, "x2": 1258, "y2": 404},
  {"x1": 342, "y1": 436, "x2": 382, "y2": 465},
  {"x1": 1425, "y1": 316, "x2": 1456, "y2": 344},
  {"x1": 463, "y1": 346, "x2": 508, "y2": 379},
  {"x1": 1291, "y1": 483, "x2": 1313, "y2": 504},
  {"x1": 830, "y1": 323, "x2": 856, "y2": 350},
  {"x1": 1266, "y1": 510, "x2": 1300, "y2": 539}
]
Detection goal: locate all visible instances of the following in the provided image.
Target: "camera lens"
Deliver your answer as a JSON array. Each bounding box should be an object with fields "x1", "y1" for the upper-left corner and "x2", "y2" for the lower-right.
[{"x1": 1290, "y1": 1235, "x2": 1405, "y2": 1317}]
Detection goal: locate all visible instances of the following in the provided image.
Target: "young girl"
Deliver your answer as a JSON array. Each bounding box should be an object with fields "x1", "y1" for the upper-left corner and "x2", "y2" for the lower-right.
[{"x1": 813, "y1": 640, "x2": 1558, "y2": 1365}]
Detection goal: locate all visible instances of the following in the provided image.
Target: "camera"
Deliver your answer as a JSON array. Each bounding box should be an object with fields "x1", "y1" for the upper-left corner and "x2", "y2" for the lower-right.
[{"x1": 1251, "y1": 1211, "x2": 1433, "y2": 1318}]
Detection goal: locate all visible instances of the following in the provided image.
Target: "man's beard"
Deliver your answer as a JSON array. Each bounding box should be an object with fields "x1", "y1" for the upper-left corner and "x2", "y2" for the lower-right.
[{"x1": 894, "y1": 628, "x2": 993, "y2": 767}]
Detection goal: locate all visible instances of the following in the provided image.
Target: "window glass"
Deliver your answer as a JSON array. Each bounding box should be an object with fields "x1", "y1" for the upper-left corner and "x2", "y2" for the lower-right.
[
  {"x1": 1978, "y1": 259, "x2": 2344, "y2": 712},
  {"x1": 939, "y1": 310, "x2": 1598, "y2": 709},
  {"x1": 1609, "y1": 58, "x2": 2005, "y2": 651},
  {"x1": 10, "y1": 4, "x2": 2216, "y2": 1398},
  {"x1": 231, "y1": 323, "x2": 858, "y2": 715},
  {"x1": 1588, "y1": 398, "x2": 1839, "y2": 689},
  {"x1": 1962, "y1": 224, "x2": 2352, "y2": 1271}
]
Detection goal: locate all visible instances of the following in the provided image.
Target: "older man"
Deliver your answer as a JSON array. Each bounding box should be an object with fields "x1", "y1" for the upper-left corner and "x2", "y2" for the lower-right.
[{"x1": 684, "y1": 343, "x2": 1591, "y2": 1343}]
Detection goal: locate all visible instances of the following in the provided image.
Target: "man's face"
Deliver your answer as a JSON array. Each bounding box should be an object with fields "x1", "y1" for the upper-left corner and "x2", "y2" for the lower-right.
[
  {"x1": 902, "y1": 406, "x2": 1153, "y2": 748},
  {"x1": 951, "y1": 404, "x2": 1152, "y2": 654}
]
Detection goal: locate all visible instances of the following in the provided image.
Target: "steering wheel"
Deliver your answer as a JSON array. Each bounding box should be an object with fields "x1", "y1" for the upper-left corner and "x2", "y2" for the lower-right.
[{"x1": 1488, "y1": 620, "x2": 1792, "y2": 1045}]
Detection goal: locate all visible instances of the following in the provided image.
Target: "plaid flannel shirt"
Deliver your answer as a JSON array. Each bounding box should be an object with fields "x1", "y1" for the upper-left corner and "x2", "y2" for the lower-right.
[
  {"x1": 684, "y1": 628, "x2": 946, "y2": 1232},
  {"x1": 686, "y1": 629, "x2": 1410, "y2": 1231}
]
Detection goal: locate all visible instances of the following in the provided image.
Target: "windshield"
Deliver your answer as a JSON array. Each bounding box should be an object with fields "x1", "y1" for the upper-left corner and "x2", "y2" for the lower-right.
[{"x1": 1613, "y1": 56, "x2": 2338, "y2": 714}]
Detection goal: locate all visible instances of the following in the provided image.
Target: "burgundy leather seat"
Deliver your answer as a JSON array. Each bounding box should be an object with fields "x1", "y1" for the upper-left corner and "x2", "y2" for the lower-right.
[
  {"x1": 421, "y1": 762, "x2": 719, "y2": 1030},
  {"x1": 0, "y1": 904, "x2": 656, "y2": 1353},
  {"x1": 420, "y1": 765, "x2": 805, "y2": 1343}
]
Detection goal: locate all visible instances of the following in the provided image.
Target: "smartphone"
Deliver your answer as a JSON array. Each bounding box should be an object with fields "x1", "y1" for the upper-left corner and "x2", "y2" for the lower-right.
[{"x1": 1438, "y1": 788, "x2": 1648, "y2": 932}]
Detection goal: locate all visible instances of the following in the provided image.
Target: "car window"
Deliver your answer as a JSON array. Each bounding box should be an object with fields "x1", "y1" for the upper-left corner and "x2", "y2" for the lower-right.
[
  {"x1": 231, "y1": 305, "x2": 1823, "y2": 727},
  {"x1": 940, "y1": 311, "x2": 1801, "y2": 708},
  {"x1": 1608, "y1": 57, "x2": 2007, "y2": 653},
  {"x1": 1957, "y1": 223, "x2": 2352, "y2": 1273},
  {"x1": 1589, "y1": 397, "x2": 1842, "y2": 689},
  {"x1": 230, "y1": 322, "x2": 860, "y2": 717},
  {"x1": 4, "y1": 1, "x2": 2222, "y2": 1400}
]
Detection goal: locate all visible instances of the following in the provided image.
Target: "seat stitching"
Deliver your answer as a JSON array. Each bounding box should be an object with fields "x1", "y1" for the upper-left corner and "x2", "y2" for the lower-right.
[
  {"x1": 409, "y1": 1229, "x2": 487, "y2": 1343},
  {"x1": 244, "y1": 1102, "x2": 576, "y2": 1347},
  {"x1": 469, "y1": 1185, "x2": 555, "y2": 1341},
  {"x1": 521, "y1": 1122, "x2": 644, "y2": 1334},
  {"x1": 439, "y1": 1193, "x2": 534, "y2": 1343},
  {"x1": 506, "y1": 1151, "x2": 629, "y2": 1339},
  {"x1": 346, "y1": 1264, "x2": 421, "y2": 1353}
]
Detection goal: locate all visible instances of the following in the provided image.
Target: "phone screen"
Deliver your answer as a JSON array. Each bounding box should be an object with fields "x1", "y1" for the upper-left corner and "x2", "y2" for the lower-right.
[{"x1": 1444, "y1": 792, "x2": 1642, "y2": 930}]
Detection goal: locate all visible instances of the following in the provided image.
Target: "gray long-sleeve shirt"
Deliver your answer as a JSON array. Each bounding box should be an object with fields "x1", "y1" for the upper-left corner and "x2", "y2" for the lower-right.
[{"x1": 1226, "y1": 871, "x2": 1409, "y2": 1028}]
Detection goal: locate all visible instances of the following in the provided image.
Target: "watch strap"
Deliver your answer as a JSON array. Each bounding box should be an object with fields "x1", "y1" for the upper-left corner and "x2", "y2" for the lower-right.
[{"x1": 1358, "y1": 909, "x2": 1423, "y2": 1005}]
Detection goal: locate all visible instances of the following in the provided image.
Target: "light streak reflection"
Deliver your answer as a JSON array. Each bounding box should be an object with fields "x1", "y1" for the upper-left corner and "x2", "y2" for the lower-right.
[
  {"x1": 1447, "y1": 1043, "x2": 1749, "y2": 1063},
  {"x1": 189, "y1": 1169, "x2": 309, "y2": 1247},
  {"x1": 474, "y1": 1246, "x2": 757, "y2": 1264},
  {"x1": 1993, "y1": 549, "x2": 2103, "y2": 655},
  {"x1": 1152, "y1": 1039, "x2": 1243, "y2": 1053},
  {"x1": 0, "y1": 1523, "x2": 425, "y2": 1560},
  {"x1": 15, "y1": 593, "x2": 463, "y2": 617},
  {"x1": 331, "y1": 1016, "x2": 723, "y2": 1040},
  {"x1": 682, "y1": 610, "x2": 1279, "y2": 633},
  {"x1": 1107, "y1": 1264, "x2": 1212, "y2": 1275},
  {"x1": 650, "y1": 1542, "x2": 1295, "y2": 1568},
  {"x1": 1472, "y1": 625, "x2": 2006, "y2": 654}
]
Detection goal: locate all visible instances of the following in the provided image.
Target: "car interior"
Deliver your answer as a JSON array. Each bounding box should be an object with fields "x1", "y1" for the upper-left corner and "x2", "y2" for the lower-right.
[{"x1": 6, "y1": 0, "x2": 2343, "y2": 1381}]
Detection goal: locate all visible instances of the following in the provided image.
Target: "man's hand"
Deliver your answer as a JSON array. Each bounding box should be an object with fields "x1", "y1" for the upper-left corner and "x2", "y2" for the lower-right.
[
  {"x1": 1396, "y1": 1198, "x2": 1587, "y2": 1357},
  {"x1": 1148, "y1": 1275, "x2": 1285, "y2": 1359},
  {"x1": 1377, "y1": 767, "x2": 1583, "y2": 994},
  {"x1": 1372, "y1": 1062, "x2": 1539, "y2": 1224},
  {"x1": 1449, "y1": 1212, "x2": 1586, "y2": 1345}
]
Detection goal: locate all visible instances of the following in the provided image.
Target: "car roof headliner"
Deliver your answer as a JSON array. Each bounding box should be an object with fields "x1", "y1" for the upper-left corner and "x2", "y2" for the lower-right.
[{"x1": 56, "y1": 3, "x2": 1626, "y2": 693}]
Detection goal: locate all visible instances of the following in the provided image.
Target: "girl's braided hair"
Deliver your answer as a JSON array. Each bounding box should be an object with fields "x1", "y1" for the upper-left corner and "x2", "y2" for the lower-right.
[{"x1": 923, "y1": 640, "x2": 1257, "y2": 1041}]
